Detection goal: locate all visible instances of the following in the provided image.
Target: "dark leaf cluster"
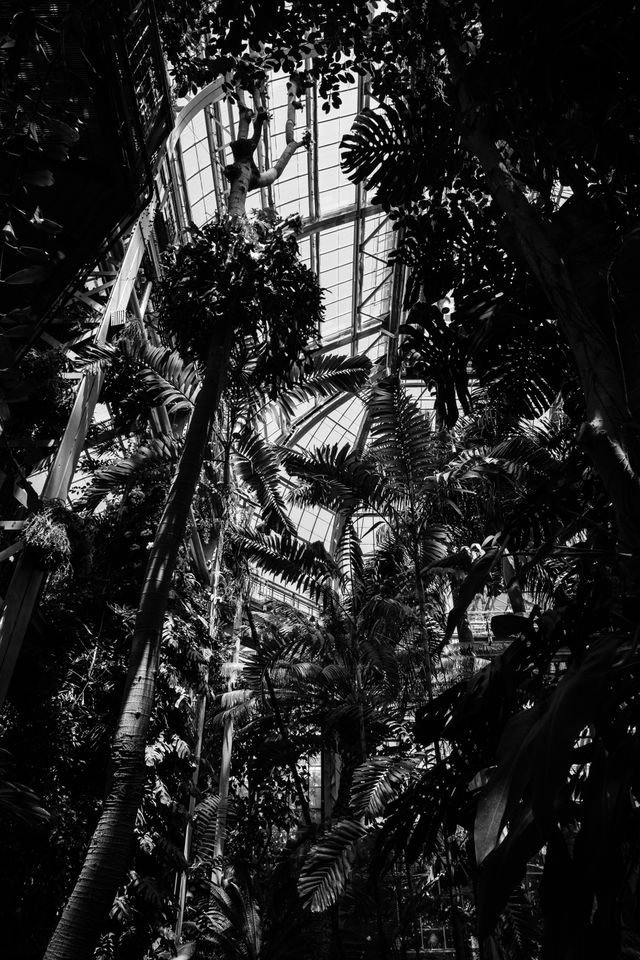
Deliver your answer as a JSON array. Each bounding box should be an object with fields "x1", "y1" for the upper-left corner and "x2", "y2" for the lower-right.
[{"x1": 157, "y1": 215, "x2": 324, "y2": 398}]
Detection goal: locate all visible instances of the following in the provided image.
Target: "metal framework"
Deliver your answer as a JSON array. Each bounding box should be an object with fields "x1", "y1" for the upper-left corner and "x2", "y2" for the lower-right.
[{"x1": 0, "y1": 71, "x2": 411, "y2": 701}]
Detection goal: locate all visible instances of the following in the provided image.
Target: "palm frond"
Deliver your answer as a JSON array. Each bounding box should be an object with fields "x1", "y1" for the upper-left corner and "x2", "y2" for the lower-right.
[
  {"x1": 81, "y1": 436, "x2": 181, "y2": 509},
  {"x1": 275, "y1": 353, "x2": 371, "y2": 420},
  {"x1": 123, "y1": 339, "x2": 201, "y2": 416},
  {"x1": 318, "y1": 663, "x2": 352, "y2": 687},
  {"x1": 193, "y1": 794, "x2": 239, "y2": 865},
  {"x1": 418, "y1": 524, "x2": 452, "y2": 566},
  {"x1": 368, "y1": 376, "x2": 435, "y2": 490},
  {"x1": 129, "y1": 870, "x2": 163, "y2": 907},
  {"x1": 212, "y1": 689, "x2": 256, "y2": 729},
  {"x1": 496, "y1": 887, "x2": 542, "y2": 959},
  {"x1": 193, "y1": 794, "x2": 220, "y2": 863},
  {"x1": 204, "y1": 881, "x2": 263, "y2": 959},
  {"x1": 231, "y1": 529, "x2": 337, "y2": 603},
  {"x1": 359, "y1": 638, "x2": 400, "y2": 692},
  {"x1": 351, "y1": 757, "x2": 416, "y2": 821},
  {"x1": 334, "y1": 513, "x2": 365, "y2": 588},
  {"x1": 282, "y1": 443, "x2": 390, "y2": 516},
  {"x1": 439, "y1": 447, "x2": 522, "y2": 486},
  {"x1": 490, "y1": 416, "x2": 567, "y2": 478},
  {"x1": 0, "y1": 750, "x2": 50, "y2": 826},
  {"x1": 70, "y1": 339, "x2": 116, "y2": 368},
  {"x1": 468, "y1": 299, "x2": 570, "y2": 421},
  {"x1": 233, "y1": 429, "x2": 294, "y2": 535},
  {"x1": 298, "y1": 819, "x2": 369, "y2": 912},
  {"x1": 400, "y1": 301, "x2": 471, "y2": 427},
  {"x1": 152, "y1": 834, "x2": 189, "y2": 871}
]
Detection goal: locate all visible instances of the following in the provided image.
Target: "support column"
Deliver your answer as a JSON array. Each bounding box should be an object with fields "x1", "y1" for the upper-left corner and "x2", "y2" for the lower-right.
[{"x1": 0, "y1": 223, "x2": 148, "y2": 707}]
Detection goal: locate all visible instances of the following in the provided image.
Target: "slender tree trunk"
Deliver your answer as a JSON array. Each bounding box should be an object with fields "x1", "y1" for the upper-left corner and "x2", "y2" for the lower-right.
[
  {"x1": 212, "y1": 595, "x2": 244, "y2": 883},
  {"x1": 175, "y1": 689, "x2": 207, "y2": 945},
  {"x1": 176, "y1": 442, "x2": 231, "y2": 940},
  {"x1": 44, "y1": 322, "x2": 233, "y2": 960},
  {"x1": 245, "y1": 601, "x2": 312, "y2": 826}
]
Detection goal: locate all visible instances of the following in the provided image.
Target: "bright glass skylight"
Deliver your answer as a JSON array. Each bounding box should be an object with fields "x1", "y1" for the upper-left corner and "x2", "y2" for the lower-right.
[{"x1": 169, "y1": 70, "x2": 410, "y2": 556}]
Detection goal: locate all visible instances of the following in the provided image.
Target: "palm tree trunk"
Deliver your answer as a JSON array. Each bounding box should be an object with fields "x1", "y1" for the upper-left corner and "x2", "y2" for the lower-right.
[
  {"x1": 44, "y1": 321, "x2": 233, "y2": 960},
  {"x1": 212, "y1": 595, "x2": 244, "y2": 883},
  {"x1": 176, "y1": 441, "x2": 231, "y2": 940},
  {"x1": 174, "y1": 689, "x2": 207, "y2": 946}
]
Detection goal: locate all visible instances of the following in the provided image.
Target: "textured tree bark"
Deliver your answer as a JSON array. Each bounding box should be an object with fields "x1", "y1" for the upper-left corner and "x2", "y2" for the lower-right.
[
  {"x1": 226, "y1": 80, "x2": 305, "y2": 215},
  {"x1": 44, "y1": 321, "x2": 233, "y2": 960}
]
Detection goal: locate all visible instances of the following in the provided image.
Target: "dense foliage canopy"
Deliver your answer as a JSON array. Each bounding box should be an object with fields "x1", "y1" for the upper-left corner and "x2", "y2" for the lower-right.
[{"x1": 2, "y1": 3, "x2": 640, "y2": 960}]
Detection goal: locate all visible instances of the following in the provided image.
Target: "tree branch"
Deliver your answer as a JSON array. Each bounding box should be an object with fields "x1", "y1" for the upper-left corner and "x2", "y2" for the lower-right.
[
  {"x1": 251, "y1": 108, "x2": 269, "y2": 149},
  {"x1": 257, "y1": 75, "x2": 307, "y2": 187},
  {"x1": 285, "y1": 77, "x2": 302, "y2": 145},
  {"x1": 257, "y1": 141, "x2": 301, "y2": 186},
  {"x1": 236, "y1": 86, "x2": 253, "y2": 139}
]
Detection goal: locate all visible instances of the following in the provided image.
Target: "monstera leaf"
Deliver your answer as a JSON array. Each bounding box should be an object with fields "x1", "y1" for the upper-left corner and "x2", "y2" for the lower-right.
[
  {"x1": 341, "y1": 105, "x2": 428, "y2": 207},
  {"x1": 400, "y1": 301, "x2": 471, "y2": 427}
]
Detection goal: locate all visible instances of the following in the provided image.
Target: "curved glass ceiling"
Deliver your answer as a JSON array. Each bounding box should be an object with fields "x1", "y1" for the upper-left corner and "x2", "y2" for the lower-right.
[
  {"x1": 166, "y1": 71, "x2": 410, "y2": 558},
  {"x1": 168, "y1": 71, "x2": 409, "y2": 568},
  {"x1": 174, "y1": 72, "x2": 401, "y2": 364}
]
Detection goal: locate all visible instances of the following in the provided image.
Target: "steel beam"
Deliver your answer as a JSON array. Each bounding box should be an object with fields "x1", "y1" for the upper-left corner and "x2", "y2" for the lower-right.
[{"x1": 0, "y1": 221, "x2": 150, "y2": 707}]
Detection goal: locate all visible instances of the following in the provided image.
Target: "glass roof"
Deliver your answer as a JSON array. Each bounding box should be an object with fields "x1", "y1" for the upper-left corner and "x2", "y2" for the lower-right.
[
  {"x1": 163, "y1": 72, "x2": 410, "y2": 557},
  {"x1": 173, "y1": 72, "x2": 401, "y2": 361}
]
